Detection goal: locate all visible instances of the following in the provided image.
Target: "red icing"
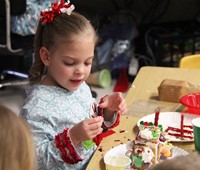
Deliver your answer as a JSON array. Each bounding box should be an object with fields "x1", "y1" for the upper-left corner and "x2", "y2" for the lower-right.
[
  {"x1": 167, "y1": 132, "x2": 193, "y2": 139},
  {"x1": 165, "y1": 125, "x2": 193, "y2": 139},
  {"x1": 154, "y1": 111, "x2": 160, "y2": 126},
  {"x1": 180, "y1": 113, "x2": 184, "y2": 136}
]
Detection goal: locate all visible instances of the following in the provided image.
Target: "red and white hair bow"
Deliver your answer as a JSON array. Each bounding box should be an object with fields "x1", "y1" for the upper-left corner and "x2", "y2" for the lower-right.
[{"x1": 40, "y1": 0, "x2": 75, "y2": 24}]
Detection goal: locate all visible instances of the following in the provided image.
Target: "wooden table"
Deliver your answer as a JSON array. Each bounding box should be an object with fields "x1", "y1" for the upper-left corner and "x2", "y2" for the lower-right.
[
  {"x1": 86, "y1": 116, "x2": 137, "y2": 170},
  {"x1": 86, "y1": 66, "x2": 200, "y2": 170},
  {"x1": 126, "y1": 66, "x2": 200, "y2": 118}
]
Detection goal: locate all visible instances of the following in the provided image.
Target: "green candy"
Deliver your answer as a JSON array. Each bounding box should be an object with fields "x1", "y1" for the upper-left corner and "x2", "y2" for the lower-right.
[
  {"x1": 149, "y1": 122, "x2": 153, "y2": 126},
  {"x1": 140, "y1": 121, "x2": 144, "y2": 125},
  {"x1": 82, "y1": 140, "x2": 95, "y2": 150}
]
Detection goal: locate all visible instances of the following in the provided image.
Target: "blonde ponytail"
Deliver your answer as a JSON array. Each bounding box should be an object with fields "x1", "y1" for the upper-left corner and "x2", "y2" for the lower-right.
[{"x1": 29, "y1": 22, "x2": 45, "y2": 84}]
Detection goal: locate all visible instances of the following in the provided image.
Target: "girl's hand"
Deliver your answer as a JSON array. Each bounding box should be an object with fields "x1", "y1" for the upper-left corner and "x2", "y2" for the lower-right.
[
  {"x1": 98, "y1": 92, "x2": 127, "y2": 115},
  {"x1": 69, "y1": 116, "x2": 104, "y2": 146}
]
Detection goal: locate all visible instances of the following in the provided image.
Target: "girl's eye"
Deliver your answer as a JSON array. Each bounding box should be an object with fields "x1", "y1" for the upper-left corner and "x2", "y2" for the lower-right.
[
  {"x1": 64, "y1": 62, "x2": 74, "y2": 66},
  {"x1": 85, "y1": 59, "x2": 93, "y2": 65},
  {"x1": 85, "y1": 62, "x2": 92, "y2": 66}
]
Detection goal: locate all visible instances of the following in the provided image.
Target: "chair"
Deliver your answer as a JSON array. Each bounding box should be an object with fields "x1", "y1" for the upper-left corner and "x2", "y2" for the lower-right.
[
  {"x1": 179, "y1": 54, "x2": 200, "y2": 69},
  {"x1": 0, "y1": 0, "x2": 34, "y2": 88}
]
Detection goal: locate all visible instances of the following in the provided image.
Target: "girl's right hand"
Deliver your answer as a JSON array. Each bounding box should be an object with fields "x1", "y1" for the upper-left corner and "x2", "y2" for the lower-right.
[{"x1": 69, "y1": 116, "x2": 104, "y2": 146}]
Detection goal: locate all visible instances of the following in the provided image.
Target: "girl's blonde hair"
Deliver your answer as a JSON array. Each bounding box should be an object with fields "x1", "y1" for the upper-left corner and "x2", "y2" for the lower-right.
[
  {"x1": 29, "y1": 11, "x2": 98, "y2": 84},
  {"x1": 0, "y1": 105, "x2": 36, "y2": 170}
]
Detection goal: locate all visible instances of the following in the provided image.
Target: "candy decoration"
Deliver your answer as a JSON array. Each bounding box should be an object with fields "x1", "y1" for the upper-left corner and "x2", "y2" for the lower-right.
[
  {"x1": 154, "y1": 109, "x2": 160, "y2": 126},
  {"x1": 180, "y1": 113, "x2": 184, "y2": 136}
]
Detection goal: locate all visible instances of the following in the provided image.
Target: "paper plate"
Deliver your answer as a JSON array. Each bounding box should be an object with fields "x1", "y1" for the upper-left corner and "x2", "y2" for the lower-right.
[
  {"x1": 170, "y1": 146, "x2": 188, "y2": 158},
  {"x1": 137, "y1": 112, "x2": 200, "y2": 142},
  {"x1": 104, "y1": 144, "x2": 188, "y2": 170}
]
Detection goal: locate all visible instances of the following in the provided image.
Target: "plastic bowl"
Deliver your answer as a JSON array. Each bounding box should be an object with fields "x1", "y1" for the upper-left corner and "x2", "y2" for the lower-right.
[{"x1": 180, "y1": 93, "x2": 200, "y2": 115}]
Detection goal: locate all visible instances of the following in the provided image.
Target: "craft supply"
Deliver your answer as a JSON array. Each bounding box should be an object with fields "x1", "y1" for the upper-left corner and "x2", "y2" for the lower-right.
[{"x1": 158, "y1": 79, "x2": 200, "y2": 103}]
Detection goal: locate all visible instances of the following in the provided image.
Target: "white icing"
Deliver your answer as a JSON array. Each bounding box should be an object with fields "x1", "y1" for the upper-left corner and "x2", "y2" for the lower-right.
[
  {"x1": 139, "y1": 128, "x2": 153, "y2": 140},
  {"x1": 142, "y1": 147, "x2": 154, "y2": 163}
]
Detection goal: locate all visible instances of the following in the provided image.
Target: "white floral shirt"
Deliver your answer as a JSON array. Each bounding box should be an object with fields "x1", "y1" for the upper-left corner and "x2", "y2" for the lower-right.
[{"x1": 20, "y1": 82, "x2": 98, "y2": 170}]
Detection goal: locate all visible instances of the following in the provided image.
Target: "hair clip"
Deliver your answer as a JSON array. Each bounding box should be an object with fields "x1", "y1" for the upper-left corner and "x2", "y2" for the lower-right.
[{"x1": 40, "y1": 0, "x2": 75, "y2": 24}]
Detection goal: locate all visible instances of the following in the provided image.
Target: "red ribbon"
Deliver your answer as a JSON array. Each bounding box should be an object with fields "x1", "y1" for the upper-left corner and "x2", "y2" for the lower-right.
[{"x1": 40, "y1": 0, "x2": 72, "y2": 24}]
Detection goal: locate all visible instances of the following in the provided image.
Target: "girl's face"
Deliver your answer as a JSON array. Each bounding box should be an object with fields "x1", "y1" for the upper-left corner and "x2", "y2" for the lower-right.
[{"x1": 40, "y1": 33, "x2": 96, "y2": 91}]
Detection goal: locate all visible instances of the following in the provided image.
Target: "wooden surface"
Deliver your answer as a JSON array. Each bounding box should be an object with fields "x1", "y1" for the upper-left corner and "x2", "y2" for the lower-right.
[
  {"x1": 86, "y1": 116, "x2": 137, "y2": 170},
  {"x1": 125, "y1": 66, "x2": 200, "y2": 118},
  {"x1": 86, "y1": 66, "x2": 200, "y2": 170},
  {"x1": 125, "y1": 66, "x2": 200, "y2": 108},
  {"x1": 124, "y1": 66, "x2": 200, "y2": 153},
  {"x1": 86, "y1": 116, "x2": 195, "y2": 170}
]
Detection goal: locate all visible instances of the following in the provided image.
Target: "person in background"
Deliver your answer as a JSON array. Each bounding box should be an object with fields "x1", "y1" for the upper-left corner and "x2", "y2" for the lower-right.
[
  {"x1": 0, "y1": 104, "x2": 36, "y2": 170},
  {"x1": 20, "y1": 0, "x2": 127, "y2": 169},
  {"x1": 148, "y1": 152, "x2": 200, "y2": 170},
  {"x1": 11, "y1": 0, "x2": 55, "y2": 36}
]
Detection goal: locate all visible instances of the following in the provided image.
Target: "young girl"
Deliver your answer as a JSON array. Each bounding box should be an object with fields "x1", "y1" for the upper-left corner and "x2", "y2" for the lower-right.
[
  {"x1": 20, "y1": 0, "x2": 127, "y2": 169},
  {"x1": 0, "y1": 105, "x2": 36, "y2": 170}
]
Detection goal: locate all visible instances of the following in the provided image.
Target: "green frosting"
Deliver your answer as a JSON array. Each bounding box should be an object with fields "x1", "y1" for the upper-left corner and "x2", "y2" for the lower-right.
[
  {"x1": 152, "y1": 131, "x2": 158, "y2": 138},
  {"x1": 158, "y1": 124, "x2": 163, "y2": 132}
]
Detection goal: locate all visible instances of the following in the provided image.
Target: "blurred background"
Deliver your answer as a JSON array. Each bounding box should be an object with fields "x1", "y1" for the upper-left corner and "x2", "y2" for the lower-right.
[{"x1": 1, "y1": 0, "x2": 200, "y2": 114}]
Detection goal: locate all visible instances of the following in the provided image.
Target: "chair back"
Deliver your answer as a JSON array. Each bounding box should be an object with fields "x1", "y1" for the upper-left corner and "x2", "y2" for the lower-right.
[{"x1": 179, "y1": 54, "x2": 200, "y2": 69}]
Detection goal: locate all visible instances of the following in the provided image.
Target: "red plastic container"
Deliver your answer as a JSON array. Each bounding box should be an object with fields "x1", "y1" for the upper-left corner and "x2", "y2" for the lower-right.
[{"x1": 180, "y1": 93, "x2": 200, "y2": 115}]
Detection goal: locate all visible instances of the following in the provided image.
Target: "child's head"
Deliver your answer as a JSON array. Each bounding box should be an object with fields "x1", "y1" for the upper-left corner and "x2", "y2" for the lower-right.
[
  {"x1": 148, "y1": 152, "x2": 200, "y2": 170},
  {"x1": 30, "y1": 0, "x2": 98, "y2": 91},
  {"x1": 0, "y1": 105, "x2": 36, "y2": 170}
]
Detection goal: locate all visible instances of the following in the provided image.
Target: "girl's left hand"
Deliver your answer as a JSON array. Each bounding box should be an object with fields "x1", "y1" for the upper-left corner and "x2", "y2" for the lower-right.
[{"x1": 98, "y1": 92, "x2": 127, "y2": 115}]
